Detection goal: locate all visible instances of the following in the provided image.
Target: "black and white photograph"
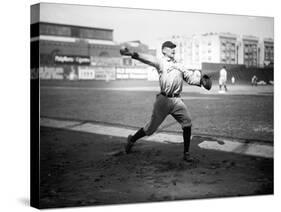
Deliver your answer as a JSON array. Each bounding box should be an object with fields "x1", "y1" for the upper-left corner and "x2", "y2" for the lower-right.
[{"x1": 30, "y1": 2, "x2": 274, "y2": 209}]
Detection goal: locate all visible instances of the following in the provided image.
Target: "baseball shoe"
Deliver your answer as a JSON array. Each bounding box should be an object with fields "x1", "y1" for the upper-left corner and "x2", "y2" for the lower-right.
[
  {"x1": 183, "y1": 152, "x2": 195, "y2": 163},
  {"x1": 125, "y1": 135, "x2": 134, "y2": 154}
]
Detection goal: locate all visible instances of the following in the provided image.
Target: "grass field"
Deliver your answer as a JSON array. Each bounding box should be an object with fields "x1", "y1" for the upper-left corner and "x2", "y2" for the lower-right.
[{"x1": 40, "y1": 80, "x2": 273, "y2": 142}]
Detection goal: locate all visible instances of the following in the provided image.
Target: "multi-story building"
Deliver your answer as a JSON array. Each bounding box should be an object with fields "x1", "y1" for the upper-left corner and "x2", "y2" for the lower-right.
[
  {"x1": 157, "y1": 33, "x2": 273, "y2": 69},
  {"x1": 241, "y1": 35, "x2": 259, "y2": 67},
  {"x1": 262, "y1": 38, "x2": 274, "y2": 66},
  {"x1": 190, "y1": 35, "x2": 202, "y2": 69},
  {"x1": 219, "y1": 33, "x2": 237, "y2": 64},
  {"x1": 189, "y1": 32, "x2": 238, "y2": 69}
]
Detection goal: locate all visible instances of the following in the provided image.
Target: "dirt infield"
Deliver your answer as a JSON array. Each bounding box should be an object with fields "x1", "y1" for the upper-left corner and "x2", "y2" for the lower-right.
[{"x1": 39, "y1": 126, "x2": 273, "y2": 208}]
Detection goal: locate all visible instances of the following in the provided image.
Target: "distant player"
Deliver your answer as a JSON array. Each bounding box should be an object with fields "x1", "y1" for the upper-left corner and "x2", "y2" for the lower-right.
[
  {"x1": 231, "y1": 76, "x2": 235, "y2": 84},
  {"x1": 219, "y1": 66, "x2": 227, "y2": 92},
  {"x1": 251, "y1": 75, "x2": 258, "y2": 86},
  {"x1": 120, "y1": 41, "x2": 211, "y2": 162}
]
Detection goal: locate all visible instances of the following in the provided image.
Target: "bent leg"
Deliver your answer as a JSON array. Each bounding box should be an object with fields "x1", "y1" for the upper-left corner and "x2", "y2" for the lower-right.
[
  {"x1": 170, "y1": 98, "x2": 192, "y2": 128},
  {"x1": 143, "y1": 94, "x2": 170, "y2": 136},
  {"x1": 126, "y1": 94, "x2": 170, "y2": 154}
]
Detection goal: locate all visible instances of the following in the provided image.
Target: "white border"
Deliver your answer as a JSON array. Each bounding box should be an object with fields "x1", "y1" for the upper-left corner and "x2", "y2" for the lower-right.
[{"x1": 0, "y1": 0, "x2": 279, "y2": 212}]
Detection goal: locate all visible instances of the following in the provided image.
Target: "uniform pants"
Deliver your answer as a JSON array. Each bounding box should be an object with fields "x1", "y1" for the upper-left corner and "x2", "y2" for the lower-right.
[
  {"x1": 219, "y1": 78, "x2": 226, "y2": 86},
  {"x1": 143, "y1": 93, "x2": 192, "y2": 136}
]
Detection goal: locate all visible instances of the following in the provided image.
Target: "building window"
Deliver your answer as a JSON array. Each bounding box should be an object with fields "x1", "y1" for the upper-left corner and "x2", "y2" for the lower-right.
[{"x1": 40, "y1": 24, "x2": 71, "y2": 36}]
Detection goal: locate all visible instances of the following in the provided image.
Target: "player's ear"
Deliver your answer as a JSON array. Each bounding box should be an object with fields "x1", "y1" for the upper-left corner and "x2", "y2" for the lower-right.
[{"x1": 162, "y1": 47, "x2": 167, "y2": 55}]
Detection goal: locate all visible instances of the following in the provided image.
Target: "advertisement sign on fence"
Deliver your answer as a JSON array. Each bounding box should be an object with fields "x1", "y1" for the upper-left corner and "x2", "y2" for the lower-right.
[
  {"x1": 94, "y1": 67, "x2": 116, "y2": 80},
  {"x1": 54, "y1": 55, "x2": 91, "y2": 65}
]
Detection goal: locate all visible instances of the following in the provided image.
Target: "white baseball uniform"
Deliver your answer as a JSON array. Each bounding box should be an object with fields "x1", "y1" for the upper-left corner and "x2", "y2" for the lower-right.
[
  {"x1": 219, "y1": 68, "x2": 227, "y2": 86},
  {"x1": 132, "y1": 53, "x2": 201, "y2": 135}
]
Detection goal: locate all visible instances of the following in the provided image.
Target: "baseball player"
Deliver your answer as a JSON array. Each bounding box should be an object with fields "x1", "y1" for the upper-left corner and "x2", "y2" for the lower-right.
[
  {"x1": 219, "y1": 66, "x2": 227, "y2": 92},
  {"x1": 120, "y1": 41, "x2": 211, "y2": 162},
  {"x1": 251, "y1": 75, "x2": 258, "y2": 86}
]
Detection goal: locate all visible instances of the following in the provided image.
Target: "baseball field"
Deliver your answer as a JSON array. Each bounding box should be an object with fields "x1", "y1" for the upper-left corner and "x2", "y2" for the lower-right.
[{"x1": 39, "y1": 80, "x2": 273, "y2": 208}]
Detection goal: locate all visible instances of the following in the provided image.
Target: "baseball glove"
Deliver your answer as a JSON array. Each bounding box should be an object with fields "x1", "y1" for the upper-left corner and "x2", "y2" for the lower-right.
[{"x1": 201, "y1": 74, "x2": 212, "y2": 90}]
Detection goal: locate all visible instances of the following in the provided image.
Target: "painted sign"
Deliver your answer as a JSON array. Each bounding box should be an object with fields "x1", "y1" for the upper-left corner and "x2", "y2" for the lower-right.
[{"x1": 54, "y1": 55, "x2": 91, "y2": 65}]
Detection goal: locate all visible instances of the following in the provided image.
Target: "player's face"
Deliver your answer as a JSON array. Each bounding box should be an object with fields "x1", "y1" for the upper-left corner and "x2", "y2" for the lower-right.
[{"x1": 163, "y1": 47, "x2": 176, "y2": 59}]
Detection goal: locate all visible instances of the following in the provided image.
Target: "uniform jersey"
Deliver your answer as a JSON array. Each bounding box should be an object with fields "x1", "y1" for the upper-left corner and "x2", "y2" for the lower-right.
[
  {"x1": 219, "y1": 68, "x2": 227, "y2": 85},
  {"x1": 132, "y1": 52, "x2": 201, "y2": 135},
  {"x1": 219, "y1": 68, "x2": 227, "y2": 80},
  {"x1": 133, "y1": 53, "x2": 202, "y2": 96}
]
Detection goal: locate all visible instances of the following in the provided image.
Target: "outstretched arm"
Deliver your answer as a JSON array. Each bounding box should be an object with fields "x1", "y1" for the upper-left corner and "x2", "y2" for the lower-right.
[
  {"x1": 120, "y1": 47, "x2": 160, "y2": 70},
  {"x1": 183, "y1": 69, "x2": 202, "y2": 86},
  {"x1": 183, "y1": 69, "x2": 212, "y2": 90}
]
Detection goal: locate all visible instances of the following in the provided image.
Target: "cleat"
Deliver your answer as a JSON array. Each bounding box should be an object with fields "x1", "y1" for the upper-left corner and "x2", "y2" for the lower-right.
[{"x1": 125, "y1": 135, "x2": 134, "y2": 154}]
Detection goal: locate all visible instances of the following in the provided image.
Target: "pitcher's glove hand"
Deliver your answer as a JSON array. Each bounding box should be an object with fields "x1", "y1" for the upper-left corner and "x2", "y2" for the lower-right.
[{"x1": 201, "y1": 74, "x2": 212, "y2": 90}]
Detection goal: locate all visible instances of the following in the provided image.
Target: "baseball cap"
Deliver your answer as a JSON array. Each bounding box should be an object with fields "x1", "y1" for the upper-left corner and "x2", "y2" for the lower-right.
[{"x1": 162, "y1": 41, "x2": 176, "y2": 49}]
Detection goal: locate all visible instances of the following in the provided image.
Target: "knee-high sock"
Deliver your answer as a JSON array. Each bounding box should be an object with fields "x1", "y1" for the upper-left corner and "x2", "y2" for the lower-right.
[
  {"x1": 131, "y1": 128, "x2": 146, "y2": 143},
  {"x1": 183, "y1": 126, "x2": 191, "y2": 153}
]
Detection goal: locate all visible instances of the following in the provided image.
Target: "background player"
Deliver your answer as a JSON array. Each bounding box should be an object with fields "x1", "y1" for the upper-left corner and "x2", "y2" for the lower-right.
[
  {"x1": 219, "y1": 66, "x2": 228, "y2": 92},
  {"x1": 252, "y1": 75, "x2": 258, "y2": 86},
  {"x1": 120, "y1": 41, "x2": 211, "y2": 162}
]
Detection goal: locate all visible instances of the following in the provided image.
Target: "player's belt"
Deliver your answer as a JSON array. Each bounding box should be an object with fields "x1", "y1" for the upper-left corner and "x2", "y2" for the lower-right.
[{"x1": 160, "y1": 92, "x2": 180, "y2": 98}]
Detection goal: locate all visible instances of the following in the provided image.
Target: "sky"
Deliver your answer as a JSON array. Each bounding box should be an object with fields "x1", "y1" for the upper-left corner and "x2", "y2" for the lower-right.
[{"x1": 35, "y1": 3, "x2": 274, "y2": 48}]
